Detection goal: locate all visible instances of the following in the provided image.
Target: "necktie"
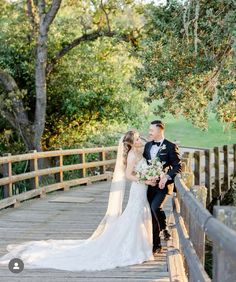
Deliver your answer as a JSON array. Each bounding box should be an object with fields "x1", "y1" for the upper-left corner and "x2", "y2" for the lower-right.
[{"x1": 152, "y1": 141, "x2": 161, "y2": 146}]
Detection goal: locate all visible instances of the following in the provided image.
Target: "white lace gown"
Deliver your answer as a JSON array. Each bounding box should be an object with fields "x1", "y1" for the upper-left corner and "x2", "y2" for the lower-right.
[{"x1": 0, "y1": 161, "x2": 154, "y2": 271}]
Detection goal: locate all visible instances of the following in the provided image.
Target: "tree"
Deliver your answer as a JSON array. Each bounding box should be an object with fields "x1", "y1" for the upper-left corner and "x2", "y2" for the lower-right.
[
  {"x1": 135, "y1": 0, "x2": 236, "y2": 129},
  {"x1": 0, "y1": 0, "x2": 144, "y2": 151}
]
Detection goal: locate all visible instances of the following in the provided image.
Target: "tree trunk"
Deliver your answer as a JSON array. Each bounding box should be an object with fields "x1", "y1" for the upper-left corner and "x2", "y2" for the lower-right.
[
  {"x1": 33, "y1": 18, "x2": 47, "y2": 152},
  {"x1": 32, "y1": 0, "x2": 62, "y2": 152}
]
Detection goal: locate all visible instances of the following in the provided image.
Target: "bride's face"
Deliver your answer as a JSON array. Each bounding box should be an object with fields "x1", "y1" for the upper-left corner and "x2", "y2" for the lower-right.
[{"x1": 133, "y1": 133, "x2": 143, "y2": 148}]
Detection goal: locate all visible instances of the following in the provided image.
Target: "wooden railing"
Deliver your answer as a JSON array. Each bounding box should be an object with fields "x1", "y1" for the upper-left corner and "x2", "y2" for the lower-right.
[
  {"x1": 174, "y1": 157, "x2": 236, "y2": 282},
  {"x1": 0, "y1": 147, "x2": 117, "y2": 210},
  {"x1": 182, "y1": 144, "x2": 236, "y2": 205}
]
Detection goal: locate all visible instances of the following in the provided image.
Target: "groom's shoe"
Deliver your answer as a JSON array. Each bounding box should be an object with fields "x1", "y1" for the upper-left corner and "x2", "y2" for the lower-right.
[
  {"x1": 163, "y1": 229, "x2": 171, "y2": 241},
  {"x1": 153, "y1": 245, "x2": 162, "y2": 255}
]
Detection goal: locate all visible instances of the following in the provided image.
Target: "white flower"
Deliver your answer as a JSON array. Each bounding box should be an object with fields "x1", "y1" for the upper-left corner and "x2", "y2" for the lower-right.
[
  {"x1": 160, "y1": 144, "x2": 166, "y2": 151},
  {"x1": 135, "y1": 156, "x2": 164, "y2": 182}
]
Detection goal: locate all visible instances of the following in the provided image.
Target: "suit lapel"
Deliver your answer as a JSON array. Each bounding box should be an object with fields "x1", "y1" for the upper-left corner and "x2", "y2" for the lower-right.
[
  {"x1": 146, "y1": 142, "x2": 153, "y2": 161},
  {"x1": 156, "y1": 139, "x2": 166, "y2": 158}
]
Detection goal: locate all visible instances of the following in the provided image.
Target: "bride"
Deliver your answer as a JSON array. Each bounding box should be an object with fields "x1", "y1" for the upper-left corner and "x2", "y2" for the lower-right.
[{"x1": 0, "y1": 130, "x2": 156, "y2": 271}]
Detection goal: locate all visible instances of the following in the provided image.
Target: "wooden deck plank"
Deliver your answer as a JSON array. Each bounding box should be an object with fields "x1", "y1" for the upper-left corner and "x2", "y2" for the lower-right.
[{"x1": 0, "y1": 181, "x2": 172, "y2": 281}]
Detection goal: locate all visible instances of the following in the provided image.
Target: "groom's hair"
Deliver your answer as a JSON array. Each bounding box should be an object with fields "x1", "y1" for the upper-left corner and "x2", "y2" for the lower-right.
[{"x1": 151, "y1": 120, "x2": 165, "y2": 129}]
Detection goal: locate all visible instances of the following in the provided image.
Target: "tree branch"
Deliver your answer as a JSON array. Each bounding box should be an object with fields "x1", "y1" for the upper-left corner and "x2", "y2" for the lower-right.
[
  {"x1": 43, "y1": 0, "x2": 62, "y2": 30},
  {"x1": 0, "y1": 70, "x2": 20, "y2": 129},
  {"x1": 100, "y1": 0, "x2": 111, "y2": 33},
  {"x1": 37, "y1": 0, "x2": 46, "y2": 17},
  {"x1": 0, "y1": 69, "x2": 18, "y2": 92},
  {"x1": 194, "y1": 0, "x2": 200, "y2": 56},
  {"x1": 46, "y1": 29, "x2": 133, "y2": 74},
  {"x1": 26, "y1": 0, "x2": 37, "y2": 36},
  {"x1": 0, "y1": 109, "x2": 18, "y2": 130},
  {"x1": 0, "y1": 69, "x2": 31, "y2": 128},
  {"x1": 183, "y1": 0, "x2": 192, "y2": 43}
]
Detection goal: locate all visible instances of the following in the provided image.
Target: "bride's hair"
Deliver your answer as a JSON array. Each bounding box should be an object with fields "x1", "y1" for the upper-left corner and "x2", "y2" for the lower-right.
[{"x1": 122, "y1": 130, "x2": 137, "y2": 166}]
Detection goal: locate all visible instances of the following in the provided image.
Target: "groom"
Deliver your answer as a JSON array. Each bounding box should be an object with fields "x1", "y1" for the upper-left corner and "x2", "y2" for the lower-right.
[{"x1": 143, "y1": 120, "x2": 182, "y2": 254}]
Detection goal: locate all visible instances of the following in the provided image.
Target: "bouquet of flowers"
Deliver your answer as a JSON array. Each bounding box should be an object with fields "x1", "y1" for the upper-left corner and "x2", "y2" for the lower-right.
[{"x1": 135, "y1": 157, "x2": 164, "y2": 183}]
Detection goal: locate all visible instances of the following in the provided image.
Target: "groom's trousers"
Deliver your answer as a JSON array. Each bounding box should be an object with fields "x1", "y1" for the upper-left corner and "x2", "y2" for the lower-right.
[{"x1": 147, "y1": 186, "x2": 168, "y2": 250}]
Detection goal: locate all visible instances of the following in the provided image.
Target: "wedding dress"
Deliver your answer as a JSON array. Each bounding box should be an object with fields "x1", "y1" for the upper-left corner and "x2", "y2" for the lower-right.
[{"x1": 0, "y1": 137, "x2": 154, "y2": 271}]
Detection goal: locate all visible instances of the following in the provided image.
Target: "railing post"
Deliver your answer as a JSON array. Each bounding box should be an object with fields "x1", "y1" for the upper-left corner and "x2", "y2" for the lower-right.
[
  {"x1": 233, "y1": 144, "x2": 236, "y2": 181},
  {"x1": 213, "y1": 206, "x2": 236, "y2": 282},
  {"x1": 205, "y1": 149, "x2": 212, "y2": 204},
  {"x1": 181, "y1": 152, "x2": 192, "y2": 173},
  {"x1": 55, "y1": 148, "x2": 63, "y2": 184},
  {"x1": 3, "y1": 153, "x2": 12, "y2": 198},
  {"x1": 223, "y1": 145, "x2": 230, "y2": 191},
  {"x1": 194, "y1": 151, "x2": 202, "y2": 185},
  {"x1": 214, "y1": 146, "x2": 221, "y2": 200},
  {"x1": 82, "y1": 152, "x2": 86, "y2": 178},
  {"x1": 29, "y1": 150, "x2": 39, "y2": 190},
  {"x1": 99, "y1": 149, "x2": 106, "y2": 175}
]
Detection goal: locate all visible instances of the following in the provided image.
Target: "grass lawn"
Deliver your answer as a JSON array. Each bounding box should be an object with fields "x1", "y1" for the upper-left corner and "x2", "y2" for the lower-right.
[{"x1": 140, "y1": 113, "x2": 236, "y2": 148}]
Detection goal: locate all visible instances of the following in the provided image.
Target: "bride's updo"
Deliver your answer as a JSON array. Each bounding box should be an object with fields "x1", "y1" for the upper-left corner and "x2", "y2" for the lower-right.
[{"x1": 122, "y1": 130, "x2": 137, "y2": 166}]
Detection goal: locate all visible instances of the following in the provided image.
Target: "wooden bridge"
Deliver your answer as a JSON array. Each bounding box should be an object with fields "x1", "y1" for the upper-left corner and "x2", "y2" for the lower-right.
[{"x1": 0, "y1": 144, "x2": 236, "y2": 281}]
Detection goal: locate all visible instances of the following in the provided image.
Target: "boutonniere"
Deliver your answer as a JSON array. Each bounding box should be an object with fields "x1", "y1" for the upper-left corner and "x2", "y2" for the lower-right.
[{"x1": 159, "y1": 144, "x2": 166, "y2": 151}]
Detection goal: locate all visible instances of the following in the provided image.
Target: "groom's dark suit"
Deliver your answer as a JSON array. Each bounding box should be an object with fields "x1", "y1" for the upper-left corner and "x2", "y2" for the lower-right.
[{"x1": 143, "y1": 139, "x2": 182, "y2": 251}]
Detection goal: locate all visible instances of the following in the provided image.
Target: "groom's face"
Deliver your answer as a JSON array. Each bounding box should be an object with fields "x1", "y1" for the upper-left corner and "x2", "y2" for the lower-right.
[{"x1": 149, "y1": 124, "x2": 162, "y2": 140}]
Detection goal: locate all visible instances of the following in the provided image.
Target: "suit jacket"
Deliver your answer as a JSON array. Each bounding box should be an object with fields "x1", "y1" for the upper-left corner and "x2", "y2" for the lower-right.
[{"x1": 143, "y1": 139, "x2": 182, "y2": 194}]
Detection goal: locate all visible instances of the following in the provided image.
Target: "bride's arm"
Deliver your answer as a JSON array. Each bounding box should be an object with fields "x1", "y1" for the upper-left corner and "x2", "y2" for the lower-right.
[{"x1": 125, "y1": 153, "x2": 139, "y2": 182}]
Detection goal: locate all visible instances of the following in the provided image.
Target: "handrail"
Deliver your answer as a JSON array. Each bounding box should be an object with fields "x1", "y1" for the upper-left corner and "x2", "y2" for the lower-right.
[
  {"x1": 0, "y1": 159, "x2": 116, "y2": 186},
  {"x1": 175, "y1": 176, "x2": 236, "y2": 259},
  {"x1": 0, "y1": 146, "x2": 117, "y2": 164},
  {"x1": 174, "y1": 169, "x2": 236, "y2": 281},
  {"x1": 0, "y1": 146, "x2": 118, "y2": 209},
  {"x1": 172, "y1": 195, "x2": 211, "y2": 282}
]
